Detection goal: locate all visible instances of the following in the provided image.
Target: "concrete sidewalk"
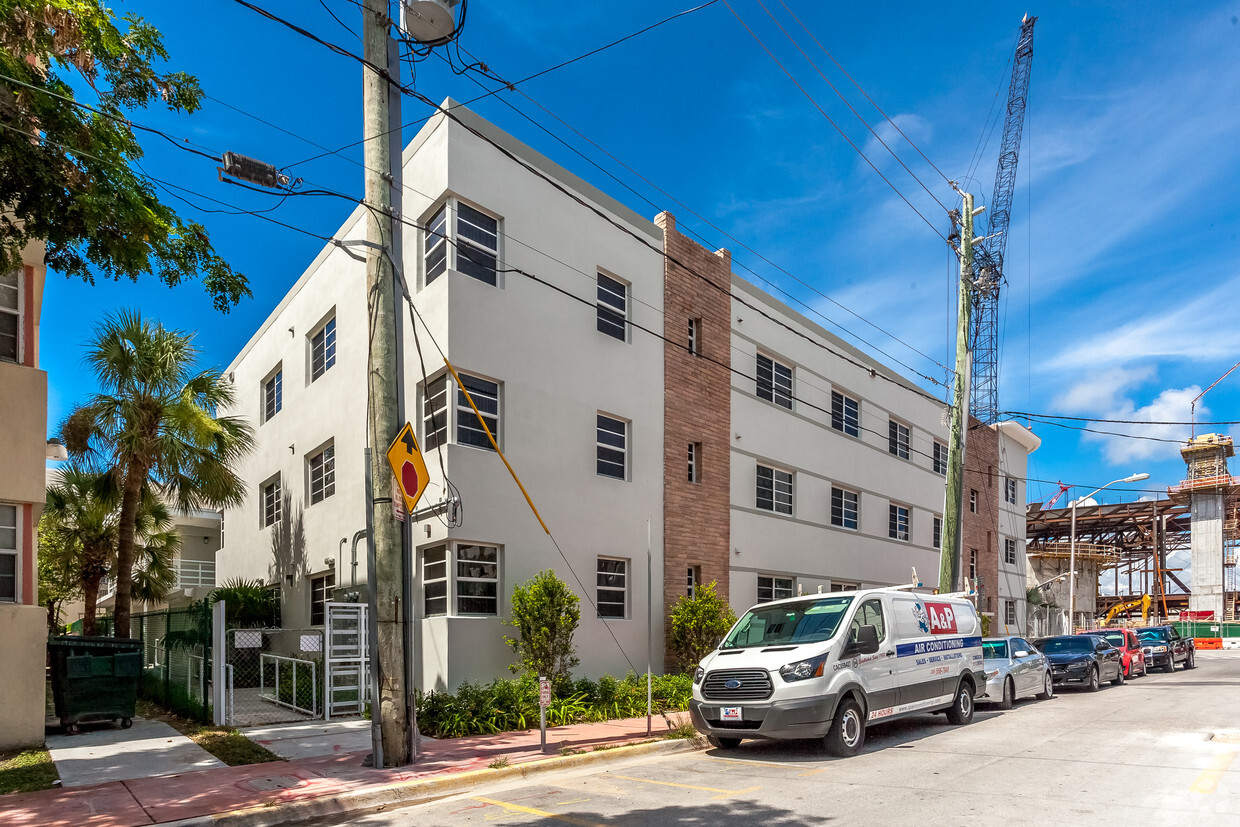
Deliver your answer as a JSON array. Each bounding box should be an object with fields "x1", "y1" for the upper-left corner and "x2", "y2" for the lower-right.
[
  {"x1": 46, "y1": 718, "x2": 225, "y2": 788},
  {"x1": 4, "y1": 715, "x2": 697, "y2": 827}
]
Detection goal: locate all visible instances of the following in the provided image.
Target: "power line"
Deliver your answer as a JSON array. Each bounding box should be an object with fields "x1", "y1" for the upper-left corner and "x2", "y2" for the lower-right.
[
  {"x1": 721, "y1": 0, "x2": 950, "y2": 245},
  {"x1": 1007, "y1": 411, "x2": 1240, "y2": 427}
]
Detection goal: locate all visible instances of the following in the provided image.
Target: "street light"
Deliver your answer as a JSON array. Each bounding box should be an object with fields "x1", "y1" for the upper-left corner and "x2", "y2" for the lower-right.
[{"x1": 1068, "y1": 473, "x2": 1150, "y2": 630}]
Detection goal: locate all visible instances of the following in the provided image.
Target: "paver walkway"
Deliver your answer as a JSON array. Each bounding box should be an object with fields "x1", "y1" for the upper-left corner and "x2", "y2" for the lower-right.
[{"x1": 6, "y1": 714, "x2": 691, "y2": 827}]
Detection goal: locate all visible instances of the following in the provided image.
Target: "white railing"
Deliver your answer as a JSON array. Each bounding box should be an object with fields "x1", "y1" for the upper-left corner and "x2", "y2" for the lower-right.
[
  {"x1": 175, "y1": 559, "x2": 216, "y2": 589},
  {"x1": 259, "y1": 653, "x2": 319, "y2": 717}
]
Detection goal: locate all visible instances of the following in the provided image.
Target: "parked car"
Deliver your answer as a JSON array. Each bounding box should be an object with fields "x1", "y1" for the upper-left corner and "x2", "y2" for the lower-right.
[
  {"x1": 1136, "y1": 625, "x2": 1196, "y2": 672},
  {"x1": 1033, "y1": 634, "x2": 1124, "y2": 691},
  {"x1": 1079, "y1": 628, "x2": 1146, "y2": 678},
  {"x1": 978, "y1": 636, "x2": 1054, "y2": 708}
]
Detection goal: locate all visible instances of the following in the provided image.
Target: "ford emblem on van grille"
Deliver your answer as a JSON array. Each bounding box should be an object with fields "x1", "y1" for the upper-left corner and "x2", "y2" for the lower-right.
[{"x1": 702, "y1": 669, "x2": 774, "y2": 701}]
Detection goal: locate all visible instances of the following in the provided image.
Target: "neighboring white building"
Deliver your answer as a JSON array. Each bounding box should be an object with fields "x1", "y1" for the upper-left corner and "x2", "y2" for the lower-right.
[
  {"x1": 216, "y1": 102, "x2": 1036, "y2": 692},
  {"x1": 995, "y1": 421, "x2": 1041, "y2": 635}
]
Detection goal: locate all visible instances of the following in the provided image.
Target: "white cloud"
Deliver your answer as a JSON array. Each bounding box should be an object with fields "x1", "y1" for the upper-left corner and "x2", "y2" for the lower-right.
[
  {"x1": 862, "y1": 114, "x2": 932, "y2": 163},
  {"x1": 1079, "y1": 386, "x2": 1203, "y2": 465},
  {"x1": 1054, "y1": 366, "x2": 1156, "y2": 413}
]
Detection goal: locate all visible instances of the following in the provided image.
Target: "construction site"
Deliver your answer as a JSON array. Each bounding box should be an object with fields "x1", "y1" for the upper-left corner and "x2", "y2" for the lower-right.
[{"x1": 1025, "y1": 434, "x2": 1240, "y2": 636}]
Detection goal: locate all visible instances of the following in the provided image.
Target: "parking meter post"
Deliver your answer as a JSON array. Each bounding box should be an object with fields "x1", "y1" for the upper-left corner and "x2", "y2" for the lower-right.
[{"x1": 539, "y1": 676, "x2": 548, "y2": 753}]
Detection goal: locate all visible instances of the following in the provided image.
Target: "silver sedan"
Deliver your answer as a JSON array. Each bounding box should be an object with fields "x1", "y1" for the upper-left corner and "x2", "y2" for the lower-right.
[{"x1": 978, "y1": 635, "x2": 1054, "y2": 708}]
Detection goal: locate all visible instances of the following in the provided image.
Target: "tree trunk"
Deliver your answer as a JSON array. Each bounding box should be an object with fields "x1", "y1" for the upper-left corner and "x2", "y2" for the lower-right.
[
  {"x1": 113, "y1": 460, "x2": 146, "y2": 639},
  {"x1": 46, "y1": 599, "x2": 59, "y2": 635},
  {"x1": 82, "y1": 571, "x2": 101, "y2": 637}
]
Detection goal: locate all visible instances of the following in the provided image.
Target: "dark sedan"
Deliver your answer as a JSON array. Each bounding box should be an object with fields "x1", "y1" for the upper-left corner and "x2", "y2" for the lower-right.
[{"x1": 1033, "y1": 635, "x2": 1124, "y2": 691}]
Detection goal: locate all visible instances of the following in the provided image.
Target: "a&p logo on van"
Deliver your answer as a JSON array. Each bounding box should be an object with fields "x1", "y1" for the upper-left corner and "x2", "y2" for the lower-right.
[{"x1": 924, "y1": 601, "x2": 958, "y2": 634}]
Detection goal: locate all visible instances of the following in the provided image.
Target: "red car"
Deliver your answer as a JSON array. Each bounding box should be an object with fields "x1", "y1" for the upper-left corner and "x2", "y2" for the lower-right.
[{"x1": 1078, "y1": 628, "x2": 1146, "y2": 678}]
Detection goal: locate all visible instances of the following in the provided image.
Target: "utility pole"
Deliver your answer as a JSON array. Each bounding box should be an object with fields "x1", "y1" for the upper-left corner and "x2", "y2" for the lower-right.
[
  {"x1": 940, "y1": 191, "x2": 978, "y2": 593},
  {"x1": 362, "y1": 0, "x2": 407, "y2": 767}
]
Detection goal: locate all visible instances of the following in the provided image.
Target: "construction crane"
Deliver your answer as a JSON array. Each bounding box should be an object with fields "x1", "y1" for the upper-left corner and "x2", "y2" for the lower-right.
[
  {"x1": 970, "y1": 15, "x2": 1037, "y2": 424},
  {"x1": 1045, "y1": 481, "x2": 1071, "y2": 509}
]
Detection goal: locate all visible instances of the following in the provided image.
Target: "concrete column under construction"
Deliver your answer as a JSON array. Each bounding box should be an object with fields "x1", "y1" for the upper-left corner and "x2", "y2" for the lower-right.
[{"x1": 1189, "y1": 493, "x2": 1225, "y2": 619}]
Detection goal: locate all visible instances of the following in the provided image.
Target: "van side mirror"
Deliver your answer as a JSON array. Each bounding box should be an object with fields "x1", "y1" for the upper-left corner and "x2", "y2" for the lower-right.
[{"x1": 851, "y1": 624, "x2": 880, "y2": 655}]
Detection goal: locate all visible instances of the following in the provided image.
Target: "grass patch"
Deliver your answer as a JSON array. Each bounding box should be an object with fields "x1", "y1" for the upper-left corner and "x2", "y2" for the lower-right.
[
  {"x1": 0, "y1": 748, "x2": 59, "y2": 795},
  {"x1": 488, "y1": 756, "x2": 510, "y2": 769},
  {"x1": 136, "y1": 700, "x2": 282, "y2": 766},
  {"x1": 664, "y1": 722, "x2": 699, "y2": 740}
]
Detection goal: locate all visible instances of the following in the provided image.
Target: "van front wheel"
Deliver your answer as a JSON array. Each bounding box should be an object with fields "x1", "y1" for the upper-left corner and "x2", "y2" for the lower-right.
[
  {"x1": 945, "y1": 680, "x2": 975, "y2": 725},
  {"x1": 825, "y1": 697, "x2": 866, "y2": 757},
  {"x1": 708, "y1": 735, "x2": 741, "y2": 750}
]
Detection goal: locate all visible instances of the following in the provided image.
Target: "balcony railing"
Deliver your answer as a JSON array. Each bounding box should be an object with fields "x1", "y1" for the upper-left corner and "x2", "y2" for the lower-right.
[{"x1": 98, "y1": 559, "x2": 216, "y2": 601}]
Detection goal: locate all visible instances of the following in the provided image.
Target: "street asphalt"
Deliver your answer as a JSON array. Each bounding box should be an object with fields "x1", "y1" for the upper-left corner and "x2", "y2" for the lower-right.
[{"x1": 328, "y1": 650, "x2": 1240, "y2": 826}]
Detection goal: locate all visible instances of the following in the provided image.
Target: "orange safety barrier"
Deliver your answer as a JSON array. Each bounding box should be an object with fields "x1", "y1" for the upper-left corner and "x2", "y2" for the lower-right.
[{"x1": 1194, "y1": 638, "x2": 1223, "y2": 650}]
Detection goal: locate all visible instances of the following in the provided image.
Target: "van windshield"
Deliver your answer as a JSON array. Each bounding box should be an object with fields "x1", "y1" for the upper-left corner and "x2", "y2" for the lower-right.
[{"x1": 722, "y1": 597, "x2": 853, "y2": 649}]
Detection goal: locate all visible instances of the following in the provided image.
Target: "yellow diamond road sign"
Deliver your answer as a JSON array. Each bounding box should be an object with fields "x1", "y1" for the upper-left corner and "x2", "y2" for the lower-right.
[{"x1": 387, "y1": 422, "x2": 430, "y2": 514}]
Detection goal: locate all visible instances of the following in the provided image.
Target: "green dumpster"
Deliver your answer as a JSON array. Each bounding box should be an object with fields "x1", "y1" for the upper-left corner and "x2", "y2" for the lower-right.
[{"x1": 48, "y1": 635, "x2": 143, "y2": 732}]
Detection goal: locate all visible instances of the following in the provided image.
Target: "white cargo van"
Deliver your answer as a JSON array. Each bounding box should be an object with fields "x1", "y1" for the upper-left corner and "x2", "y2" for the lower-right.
[{"x1": 689, "y1": 587, "x2": 984, "y2": 756}]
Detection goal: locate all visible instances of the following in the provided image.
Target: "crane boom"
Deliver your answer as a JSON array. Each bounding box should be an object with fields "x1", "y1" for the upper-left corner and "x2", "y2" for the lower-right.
[{"x1": 970, "y1": 15, "x2": 1036, "y2": 424}]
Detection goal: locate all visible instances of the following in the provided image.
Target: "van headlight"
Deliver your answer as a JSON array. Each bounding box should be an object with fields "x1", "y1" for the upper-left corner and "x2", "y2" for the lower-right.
[
  {"x1": 693, "y1": 666, "x2": 705, "y2": 684},
  {"x1": 779, "y1": 653, "x2": 827, "y2": 682}
]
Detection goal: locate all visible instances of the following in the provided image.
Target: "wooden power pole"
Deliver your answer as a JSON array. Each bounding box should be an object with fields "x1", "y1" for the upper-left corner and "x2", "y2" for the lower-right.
[
  {"x1": 941, "y1": 191, "x2": 979, "y2": 593},
  {"x1": 362, "y1": 0, "x2": 408, "y2": 767}
]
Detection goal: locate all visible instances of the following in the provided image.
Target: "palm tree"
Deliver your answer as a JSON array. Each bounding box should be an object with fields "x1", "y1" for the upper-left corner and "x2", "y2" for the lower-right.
[
  {"x1": 62, "y1": 310, "x2": 254, "y2": 638},
  {"x1": 44, "y1": 464, "x2": 115, "y2": 635},
  {"x1": 45, "y1": 466, "x2": 185, "y2": 632}
]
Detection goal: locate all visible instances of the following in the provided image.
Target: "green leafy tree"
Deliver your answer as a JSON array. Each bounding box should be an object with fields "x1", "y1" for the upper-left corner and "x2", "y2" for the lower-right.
[
  {"x1": 503, "y1": 570, "x2": 581, "y2": 686},
  {"x1": 209, "y1": 577, "x2": 281, "y2": 629},
  {"x1": 62, "y1": 309, "x2": 254, "y2": 638},
  {"x1": 0, "y1": 0, "x2": 247, "y2": 310},
  {"x1": 669, "y1": 581, "x2": 737, "y2": 672},
  {"x1": 36, "y1": 512, "x2": 82, "y2": 633}
]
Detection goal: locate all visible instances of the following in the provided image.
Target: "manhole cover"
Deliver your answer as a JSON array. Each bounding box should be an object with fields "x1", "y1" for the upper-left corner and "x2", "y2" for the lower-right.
[{"x1": 241, "y1": 775, "x2": 307, "y2": 792}]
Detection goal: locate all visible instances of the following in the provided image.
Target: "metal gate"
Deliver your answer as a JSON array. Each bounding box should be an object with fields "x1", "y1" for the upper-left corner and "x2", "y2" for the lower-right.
[
  {"x1": 325, "y1": 602, "x2": 369, "y2": 719},
  {"x1": 222, "y1": 628, "x2": 325, "y2": 726}
]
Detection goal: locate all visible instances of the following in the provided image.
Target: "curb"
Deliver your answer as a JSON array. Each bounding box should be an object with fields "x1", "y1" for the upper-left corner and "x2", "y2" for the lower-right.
[{"x1": 164, "y1": 736, "x2": 704, "y2": 827}]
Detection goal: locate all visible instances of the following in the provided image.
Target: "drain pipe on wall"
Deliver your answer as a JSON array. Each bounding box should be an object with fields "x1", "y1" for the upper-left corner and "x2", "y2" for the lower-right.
[{"x1": 351, "y1": 530, "x2": 366, "y2": 588}]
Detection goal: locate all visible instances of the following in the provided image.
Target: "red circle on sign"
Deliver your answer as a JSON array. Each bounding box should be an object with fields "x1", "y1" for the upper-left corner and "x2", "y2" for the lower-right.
[{"x1": 402, "y1": 460, "x2": 419, "y2": 499}]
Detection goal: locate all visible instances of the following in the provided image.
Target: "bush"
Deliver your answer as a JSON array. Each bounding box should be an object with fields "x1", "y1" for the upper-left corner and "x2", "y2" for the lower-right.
[
  {"x1": 669, "y1": 581, "x2": 736, "y2": 672},
  {"x1": 414, "y1": 672, "x2": 692, "y2": 739},
  {"x1": 503, "y1": 570, "x2": 581, "y2": 685}
]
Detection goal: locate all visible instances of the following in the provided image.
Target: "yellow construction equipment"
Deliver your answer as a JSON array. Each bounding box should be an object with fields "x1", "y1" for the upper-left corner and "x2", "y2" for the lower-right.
[{"x1": 1103, "y1": 594, "x2": 1152, "y2": 626}]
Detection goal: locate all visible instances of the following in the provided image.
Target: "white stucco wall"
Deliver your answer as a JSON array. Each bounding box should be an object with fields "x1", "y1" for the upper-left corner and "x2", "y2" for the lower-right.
[
  {"x1": 0, "y1": 603, "x2": 46, "y2": 749},
  {"x1": 995, "y1": 421, "x2": 1041, "y2": 635}
]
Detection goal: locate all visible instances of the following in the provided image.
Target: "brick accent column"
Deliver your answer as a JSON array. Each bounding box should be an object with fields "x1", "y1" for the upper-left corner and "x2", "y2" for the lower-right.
[
  {"x1": 655, "y1": 212, "x2": 732, "y2": 671},
  {"x1": 962, "y1": 419, "x2": 1000, "y2": 618}
]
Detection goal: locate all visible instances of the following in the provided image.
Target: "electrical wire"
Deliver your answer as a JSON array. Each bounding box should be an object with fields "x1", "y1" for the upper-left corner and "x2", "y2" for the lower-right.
[
  {"x1": 721, "y1": 0, "x2": 950, "y2": 245},
  {"x1": 1006, "y1": 412, "x2": 1240, "y2": 427}
]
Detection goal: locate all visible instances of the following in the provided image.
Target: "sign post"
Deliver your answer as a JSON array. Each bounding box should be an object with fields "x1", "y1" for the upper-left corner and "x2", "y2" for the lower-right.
[
  {"x1": 386, "y1": 422, "x2": 430, "y2": 515},
  {"x1": 539, "y1": 676, "x2": 551, "y2": 753}
]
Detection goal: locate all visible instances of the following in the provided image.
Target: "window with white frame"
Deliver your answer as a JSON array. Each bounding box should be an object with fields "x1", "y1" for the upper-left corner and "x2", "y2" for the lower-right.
[
  {"x1": 308, "y1": 444, "x2": 335, "y2": 505},
  {"x1": 310, "y1": 572, "x2": 334, "y2": 626},
  {"x1": 424, "y1": 201, "x2": 500, "y2": 286},
  {"x1": 597, "y1": 414, "x2": 628, "y2": 480},
  {"x1": 686, "y1": 565, "x2": 700, "y2": 598},
  {"x1": 831, "y1": 487, "x2": 858, "y2": 529},
  {"x1": 831, "y1": 390, "x2": 859, "y2": 437},
  {"x1": 457, "y1": 373, "x2": 500, "y2": 450},
  {"x1": 830, "y1": 582, "x2": 858, "y2": 592},
  {"x1": 597, "y1": 557, "x2": 627, "y2": 618},
  {"x1": 456, "y1": 544, "x2": 500, "y2": 615},
  {"x1": 757, "y1": 465, "x2": 793, "y2": 515},
  {"x1": 687, "y1": 442, "x2": 701, "y2": 484},
  {"x1": 968, "y1": 548, "x2": 978, "y2": 580},
  {"x1": 756, "y1": 353, "x2": 793, "y2": 409},
  {"x1": 0, "y1": 504, "x2": 17, "y2": 602},
  {"x1": 933, "y1": 442, "x2": 948, "y2": 476},
  {"x1": 423, "y1": 374, "x2": 449, "y2": 451},
  {"x1": 688, "y1": 318, "x2": 701, "y2": 355},
  {"x1": 933, "y1": 515, "x2": 942, "y2": 549},
  {"x1": 888, "y1": 504, "x2": 909, "y2": 541},
  {"x1": 969, "y1": 489, "x2": 978, "y2": 513},
  {"x1": 888, "y1": 420, "x2": 910, "y2": 459},
  {"x1": 1005, "y1": 476, "x2": 1018, "y2": 504},
  {"x1": 1005, "y1": 599, "x2": 1017, "y2": 626},
  {"x1": 0, "y1": 269, "x2": 20, "y2": 363},
  {"x1": 1004, "y1": 537, "x2": 1018, "y2": 565},
  {"x1": 310, "y1": 316, "x2": 336, "y2": 381},
  {"x1": 263, "y1": 368, "x2": 282, "y2": 422},
  {"x1": 757, "y1": 575, "x2": 794, "y2": 603},
  {"x1": 261, "y1": 476, "x2": 282, "y2": 528},
  {"x1": 423, "y1": 545, "x2": 448, "y2": 616},
  {"x1": 596, "y1": 272, "x2": 628, "y2": 340}
]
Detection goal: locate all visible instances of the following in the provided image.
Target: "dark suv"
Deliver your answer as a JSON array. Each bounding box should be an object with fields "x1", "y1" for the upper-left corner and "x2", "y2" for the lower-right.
[{"x1": 1136, "y1": 625, "x2": 1195, "y2": 672}]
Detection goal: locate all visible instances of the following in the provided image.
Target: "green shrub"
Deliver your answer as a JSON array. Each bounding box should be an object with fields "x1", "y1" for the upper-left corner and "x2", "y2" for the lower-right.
[
  {"x1": 503, "y1": 570, "x2": 580, "y2": 684},
  {"x1": 669, "y1": 581, "x2": 736, "y2": 672},
  {"x1": 414, "y1": 672, "x2": 693, "y2": 739}
]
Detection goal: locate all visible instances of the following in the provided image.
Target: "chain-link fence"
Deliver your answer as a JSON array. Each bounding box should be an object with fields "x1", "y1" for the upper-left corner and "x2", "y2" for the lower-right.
[
  {"x1": 133, "y1": 601, "x2": 213, "y2": 722},
  {"x1": 224, "y1": 628, "x2": 324, "y2": 726}
]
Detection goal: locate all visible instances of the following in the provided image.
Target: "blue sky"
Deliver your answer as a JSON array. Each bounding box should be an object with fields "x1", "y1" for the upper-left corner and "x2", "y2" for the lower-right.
[{"x1": 42, "y1": 1, "x2": 1240, "y2": 519}]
